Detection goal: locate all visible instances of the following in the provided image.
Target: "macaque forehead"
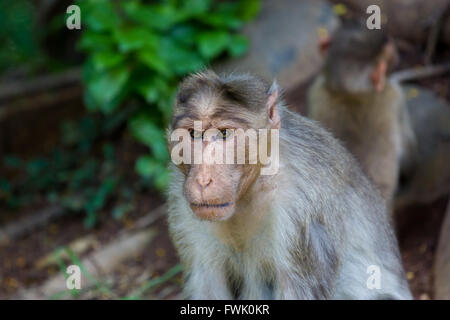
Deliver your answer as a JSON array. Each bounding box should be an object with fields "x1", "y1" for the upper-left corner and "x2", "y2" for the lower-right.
[
  {"x1": 172, "y1": 71, "x2": 269, "y2": 129},
  {"x1": 329, "y1": 25, "x2": 389, "y2": 66}
]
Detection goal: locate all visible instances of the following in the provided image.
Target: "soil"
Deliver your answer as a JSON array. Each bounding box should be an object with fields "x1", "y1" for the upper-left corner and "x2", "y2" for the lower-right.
[
  {"x1": 0, "y1": 188, "x2": 170, "y2": 298},
  {"x1": 397, "y1": 196, "x2": 449, "y2": 300}
]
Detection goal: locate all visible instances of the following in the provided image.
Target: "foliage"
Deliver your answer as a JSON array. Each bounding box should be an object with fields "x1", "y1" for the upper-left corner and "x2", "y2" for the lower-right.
[
  {"x1": 77, "y1": 0, "x2": 260, "y2": 189},
  {"x1": 0, "y1": 0, "x2": 259, "y2": 227},
  {"x1": 0, "y1": 0, "x2": 43, "y2": 72},
  {"x1": 1, "y1": 113, "x2": 139, "y2": 228}
]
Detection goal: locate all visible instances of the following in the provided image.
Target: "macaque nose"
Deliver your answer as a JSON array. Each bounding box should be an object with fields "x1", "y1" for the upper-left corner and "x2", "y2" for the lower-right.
[{"x1": 196, "y1": 174, "x2": 212, "y2": 189}]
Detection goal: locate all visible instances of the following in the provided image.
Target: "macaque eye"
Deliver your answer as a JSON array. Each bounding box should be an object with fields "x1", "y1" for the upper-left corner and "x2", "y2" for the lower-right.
[
  {"x1": 189, "y1": 129, "x2": 203, "y2": 140},
  {"x1": 218, "y1": 129, "x2": 231, "y2": 140}
]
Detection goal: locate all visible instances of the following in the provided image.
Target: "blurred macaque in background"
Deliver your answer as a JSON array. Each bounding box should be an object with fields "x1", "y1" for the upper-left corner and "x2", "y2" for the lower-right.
[
  {"x1": 307, "y1": 20, "x2": 417, "y2": 205},
  {"x1": 307, "y1": 2, "x2": 450, "y2": 299}
]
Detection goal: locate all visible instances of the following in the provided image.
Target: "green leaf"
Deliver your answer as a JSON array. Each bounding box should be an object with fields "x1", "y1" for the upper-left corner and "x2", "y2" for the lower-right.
[
  {"x1": 136, "y1": 75, "x2": 173, "y2": 107},
  {"x1": 92, "y1": 51, "x2": 124, "y2": 71},
  {"x1": 136, "y1": 77, "x2": 163, "y2": 104},
  {"x1": 228, "y1": 34, "x2": 249, "y2": 57},
  {"x1": 86, "y1": 66, "x2": 130, "y2": 114},
  {"x1": 181, "y1": 0, "x2": 211, "y2": 15},
  {"x1": 154, "y1": 169, "x2": 169, "y2": 191},
  {"x1": 157, "y1": 39, "x2": 204, "y2": 74},
  {"x1": 138, "y1": 49, "x2": 172, "y2": 77},
  {"x1": 113, "y1": 27, "x2": 159, "y2": 52},
  {"x1": 135, "y1": 156, "x2": 160, "y2": 177},
  {"x1": 197, "y1": 31, "x2": 231, "y2": 59},
  {"x1": 135, "y1": 156, "x2": 168, "y2": 190},
  {"x1": 129, "y1": 115, "x2": 168, "y2": 161},
  {"x1": 84, "y1": 211, "x2": 97, "y2": 229},
  {"x1": 82, "y1": 0, "x2": 120, "y2": 32},
  {"x1": 78, "y1": 31, "x2": 114, "y2": 52},
  {"x1": 122, "y1": 2, "x2": 185, "y2": 31},
  {"x1": 83, "y1": 177, "x2": 117, "y2": 228},
  {"x1": 237, "y1": 0, "x2": 261, "y2": 21},
  {"x1": 83, "y1": 89, "x2": 99, "y2": 113},
  {"x1": 69, "y1": 160, "x2": 98, "y2": 190},
  {"x1": 156, "y1": 90, "x2": 176, "y2": 118},
  {"x1": 197, "y1": 9, "x2": 243, "y2": 29},
  {"x1": 169, "y1": 25, "x2": 198, "y2": 46}
]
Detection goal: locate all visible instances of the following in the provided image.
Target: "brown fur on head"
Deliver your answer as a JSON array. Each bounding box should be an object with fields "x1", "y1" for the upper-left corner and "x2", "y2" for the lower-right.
[
  {"x1": 321, "y1": 19, "x2": 398, "y2": 94},
  {"x1": 168, "y1": 70, "x2": 280, "y2": 221}
]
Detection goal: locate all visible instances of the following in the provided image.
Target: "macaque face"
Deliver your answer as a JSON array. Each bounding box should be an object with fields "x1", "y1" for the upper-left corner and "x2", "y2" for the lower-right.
[
  {"x1": 168, "y1": 72, "x2": 279, "y2": 221},
  {"x1": 321, "y1": 25, "x2": 396, "y2": 94},
  {"x1": 170, "y1": 105, "x2": 261, "y2": 221}
]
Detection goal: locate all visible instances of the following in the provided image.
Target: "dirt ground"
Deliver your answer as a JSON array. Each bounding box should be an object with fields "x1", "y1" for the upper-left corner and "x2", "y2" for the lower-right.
[
  {"x1": 1, "y1": 170, "x2": 447, "y2": 300},
  {"x1": 0, "y1": 189, "x2": 183, "y2": 299}
]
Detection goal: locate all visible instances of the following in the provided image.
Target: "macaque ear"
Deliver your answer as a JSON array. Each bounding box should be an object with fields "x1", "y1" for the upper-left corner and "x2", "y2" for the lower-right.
[
  {"x1": 371, "y1": 40, "x2": 397, "y2": 92},
  {"x1": 370, "y1": 59, "x2": 387, "y2": 92},
  {"x1": 319, "y1": 36, "x2": 332, "y2": 55},
  {"x1": 267, "y1": 81, "x2": 281, "y2": 129}
]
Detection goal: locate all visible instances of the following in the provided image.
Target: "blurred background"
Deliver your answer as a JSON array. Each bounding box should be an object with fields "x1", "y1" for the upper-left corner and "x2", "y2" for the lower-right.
[{"x1": 0, "y1": 0, "x2": 449, "y2": 300}]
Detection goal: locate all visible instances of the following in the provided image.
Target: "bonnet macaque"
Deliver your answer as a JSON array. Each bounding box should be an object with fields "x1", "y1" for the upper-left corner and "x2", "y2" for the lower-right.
[
  {"x1": 307, "y1": 22, "x2": 416, "y2": 203},
  {"x1": 167, "y1": 70, "x2": 411, "y2": 299}
]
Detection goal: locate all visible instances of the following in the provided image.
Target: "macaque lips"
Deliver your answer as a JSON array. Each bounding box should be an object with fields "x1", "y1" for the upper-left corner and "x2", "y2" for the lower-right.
[
  {"x1": 191, "y1": 202, "x2": 231, "y2": 208},
  {"x1": 189, "y1": 201, "x2": 234, "y2": 221}
]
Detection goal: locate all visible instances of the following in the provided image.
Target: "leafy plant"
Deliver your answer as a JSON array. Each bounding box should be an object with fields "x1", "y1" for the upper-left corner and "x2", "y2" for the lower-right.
[
  {"x1": 1, "y1": 113, "x2": 137, "y2": 228},
  {"x1": 50, "y1": 247, "x2": 115, "y2": 299},
  {"x1": 0, "y1": 0, "x2": 43, "y2": 72},
  {"x1": 77, "y1": 0, "x2": 260, "y2": 190},
  {"x1": 0, "y1": 0, "x2": 259, "y2": 228}
]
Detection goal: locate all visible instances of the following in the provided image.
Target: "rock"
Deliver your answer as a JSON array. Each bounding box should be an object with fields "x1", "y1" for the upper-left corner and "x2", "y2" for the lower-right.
[
  {"x1": 434, "y1": 200, "x2": 450, "y2": 299},
  {"x1": 214, "y1": 0, "x2": 339, "y2": 90},
  {"x1": 395, "y1": 85, "x2": 450, "y2": 209},
  {"x1": 34, "y1": 234, "x2": 98, "y2": 270}
]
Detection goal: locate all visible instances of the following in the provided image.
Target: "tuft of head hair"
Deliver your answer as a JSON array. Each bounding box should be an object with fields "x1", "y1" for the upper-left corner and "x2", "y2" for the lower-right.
[
  {"x1": 328, "y1": 18, "x2": 389, "y2": 63},
  {"x1": 175, "y1": 70, "x2": 272, "y2": 112}
]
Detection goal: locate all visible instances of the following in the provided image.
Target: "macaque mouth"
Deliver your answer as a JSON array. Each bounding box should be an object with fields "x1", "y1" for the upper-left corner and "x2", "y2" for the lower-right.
[{"x1": 191, "y1": 202, "x2": 231, "y2": 208}]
